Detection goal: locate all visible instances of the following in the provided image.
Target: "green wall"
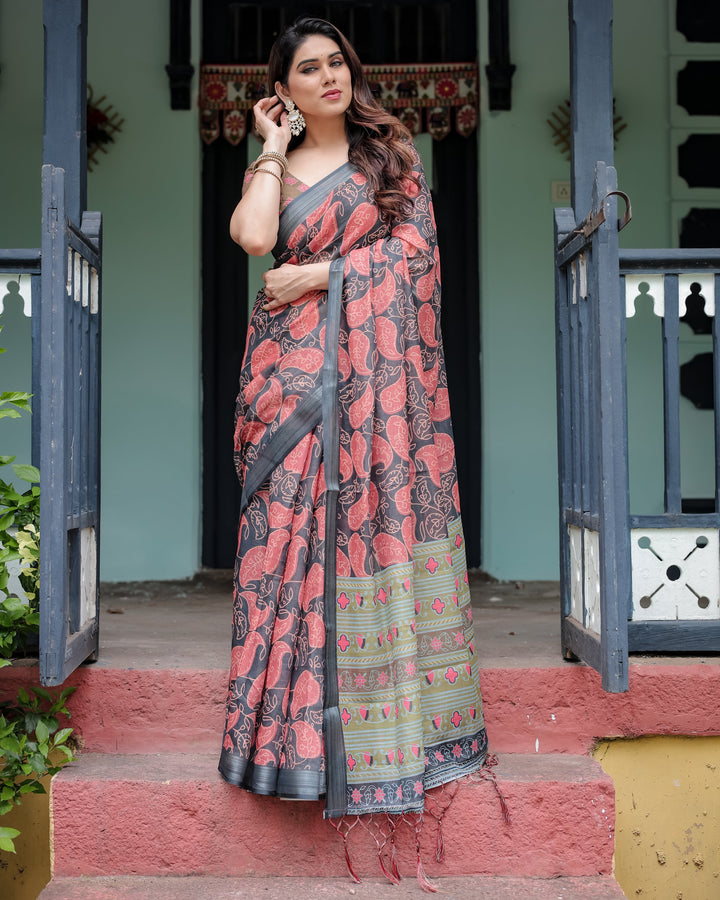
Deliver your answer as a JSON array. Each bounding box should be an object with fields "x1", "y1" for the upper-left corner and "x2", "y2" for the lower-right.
[
  {"x1": 0, "y1": 0, "x2": 202, "y2": 581},
  {"x1": 0, "y1": 1, "x2": 42, "y2": 484},
  {"x1": 87, "y1": 0, "x2": 201, "y2": 580},
  {"x1": 1, "y1": 1, "x2": 700, "y2": 584},
  {"x1": 477, "y1": 0, "x2": 673, "y2": 579}
]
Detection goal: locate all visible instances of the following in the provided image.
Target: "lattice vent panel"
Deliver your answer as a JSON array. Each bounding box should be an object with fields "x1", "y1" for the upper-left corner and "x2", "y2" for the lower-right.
[{"x1": 631, "y1": 527, "x2": 720, "y2": 620}]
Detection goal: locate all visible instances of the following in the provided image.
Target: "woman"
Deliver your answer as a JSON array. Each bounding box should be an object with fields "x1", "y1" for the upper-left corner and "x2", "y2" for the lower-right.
[{"x1": 220, "y1": 13, "x2": 489, "y2": 862}]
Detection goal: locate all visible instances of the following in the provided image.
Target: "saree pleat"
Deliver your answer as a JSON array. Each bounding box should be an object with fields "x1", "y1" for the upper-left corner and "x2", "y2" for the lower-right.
[{"x1": 219, "y1": 149, "x2": 487, "y2": 818}]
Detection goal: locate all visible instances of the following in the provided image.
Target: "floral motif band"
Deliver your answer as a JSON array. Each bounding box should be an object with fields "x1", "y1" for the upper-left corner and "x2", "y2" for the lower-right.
[{"x1": 199, "y1": 62, "x2": 479, "y2": 145}]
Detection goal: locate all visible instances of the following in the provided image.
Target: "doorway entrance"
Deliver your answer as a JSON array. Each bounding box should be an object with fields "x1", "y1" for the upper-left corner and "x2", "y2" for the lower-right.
[{"x1": 201, "y1": 0, "x2": 482, "y2": 567}]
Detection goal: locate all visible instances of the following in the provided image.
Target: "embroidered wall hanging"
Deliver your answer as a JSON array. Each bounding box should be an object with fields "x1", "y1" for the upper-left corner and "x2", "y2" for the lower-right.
[
  {"x1": 199, "y1": 62, "x2": 479, "y2": 145},
  {"x1": 547, "y1": 98, "x2": 627, "y2": 161},
  {"x1": 87, "y1": 85, "x2": 124, "y2": 171}
]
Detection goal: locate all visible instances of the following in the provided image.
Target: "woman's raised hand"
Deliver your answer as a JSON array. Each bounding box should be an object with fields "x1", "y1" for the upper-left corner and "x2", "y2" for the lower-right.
[{"x1": 253, "y1": 95, "x2": 291, "y2": 152}]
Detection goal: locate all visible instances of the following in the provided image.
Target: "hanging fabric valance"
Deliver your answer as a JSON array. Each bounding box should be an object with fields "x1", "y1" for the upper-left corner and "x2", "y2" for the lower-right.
[{"x1": 199, "y1": 62, "x2": 479, "y2": 145}]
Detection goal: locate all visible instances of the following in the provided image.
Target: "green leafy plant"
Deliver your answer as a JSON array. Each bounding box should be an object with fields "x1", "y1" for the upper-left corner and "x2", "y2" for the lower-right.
[
  {"x1": 0, "y1": 459, "x2": 40, "y2": 586},
  {"x1": 0, "y1": 686, "x2": 76, "y2": 853},
  {"x1": 0, "y1": 321, "x2": 71, "y2": 856},
  {"x1": 0, "y1": 596, "x2": 39, "y2": 667},
  {"x1": 0, "y1": 460, "x2": 40, "y2": 666},
  {"x1": 0, "y1": 320, "x2": 41, "y2": 665}
]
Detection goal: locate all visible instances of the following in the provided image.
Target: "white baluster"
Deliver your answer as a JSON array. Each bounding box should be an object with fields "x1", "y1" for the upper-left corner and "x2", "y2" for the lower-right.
[
  {"x1": 678, "y1": 274, "x2": 715, "y2": 318},
  {"x1": 73, "y1": 251, "x2": 82, "y2": 304},
  {"x1": 81, "y1": 259, "x2": 89, "y2": 308},
  {"x1": 90, "y1": 268, "x2": 99, "y2": 315},
  {"x1": 625, "y1": 273, "x2": 666, "y2": 318}
]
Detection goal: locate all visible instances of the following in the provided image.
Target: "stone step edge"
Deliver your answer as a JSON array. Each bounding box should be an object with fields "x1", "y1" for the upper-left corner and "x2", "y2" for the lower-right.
[
  {"x1": 53, "y1": 749, "x2": 610, "y2": 784},
  {"x1": 39, "y1": 874, "x2": 628, "y2": 900},
  {"x1": 5, "y1": 663, "x2": 719, "y2": 755},
  {"x1": 51, "y1": 752, "x2": 615, "y2": 880}
]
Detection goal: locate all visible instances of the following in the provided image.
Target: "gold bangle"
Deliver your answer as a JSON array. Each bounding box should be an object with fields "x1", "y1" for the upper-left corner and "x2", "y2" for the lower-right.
[
  {"x1": 254, "y1": 167, "x2": 283, "y2": 188},
  {"x1": 252, "y1": 151, "x2": 288, "y2": 175},
  {"x1": 256, "y1": 150, "x2": 289, "y2": 172}
]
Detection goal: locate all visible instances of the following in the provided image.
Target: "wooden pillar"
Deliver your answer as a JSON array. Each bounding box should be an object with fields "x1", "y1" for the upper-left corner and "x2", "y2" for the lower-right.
[
  {"x1": 43, "y1": 0, "x2": 88, "y2": 227},
  {"x1": 569, "y1": 0, "x2": 614, "y2": 218}
]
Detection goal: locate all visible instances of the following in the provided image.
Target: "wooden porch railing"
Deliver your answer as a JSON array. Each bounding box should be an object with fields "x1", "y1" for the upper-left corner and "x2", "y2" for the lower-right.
[
  {"x1": 0, "y1": 165, "x2": 102, "y2": 685},
  {"x1": 620, "y1": 250, "x2": 720, "y2": 652},
  {"x1": 556, "y1": 223, "x2": 720, "y2": 693},
  {"x1": 0, "y1": 250, "x2": 41, "y2": 466}
]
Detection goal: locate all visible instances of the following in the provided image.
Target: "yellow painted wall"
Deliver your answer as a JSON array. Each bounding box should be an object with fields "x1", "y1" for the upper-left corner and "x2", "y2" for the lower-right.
[
  {"x1": 594, "y1": 737, "x2": 720, "y2": 900},
  {"x1": 0, "y1": 775, "x2": 51, "y2": 900}
]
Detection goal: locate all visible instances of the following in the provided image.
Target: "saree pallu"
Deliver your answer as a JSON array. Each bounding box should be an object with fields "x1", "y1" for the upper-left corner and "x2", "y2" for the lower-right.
[{"x1": 219, "y1": 148, "x2": 488, "y2": 819}]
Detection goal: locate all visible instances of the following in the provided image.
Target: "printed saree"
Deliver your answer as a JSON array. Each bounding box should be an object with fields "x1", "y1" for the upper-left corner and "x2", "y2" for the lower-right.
[{"x1": 219, "y1": 147, "x2": 488, "y2": 820}]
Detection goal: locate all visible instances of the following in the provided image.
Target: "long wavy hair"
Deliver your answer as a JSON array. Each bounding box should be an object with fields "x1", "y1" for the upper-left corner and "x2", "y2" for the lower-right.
[{"x1": 267, "y1": 17, "x2": 418, "y2": 224}]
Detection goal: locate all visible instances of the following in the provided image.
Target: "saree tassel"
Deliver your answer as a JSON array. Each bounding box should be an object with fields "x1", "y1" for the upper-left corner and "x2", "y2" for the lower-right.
[
  {"x1": 330, "y1": 817, "x2": 361, "y2": 884},
  {"x1": 475, "y1": 753, "x2": 511, "y2": 825},
  {"x1": 343, "y1": 839, "x2": 361, "y2": 884},
  {"x1": 390, "y1": 831, "x2": 401, "y2": 883},
  {"x1": 435, "y1": 818, "x2": 445, "y2": 863},
  {"x1": 378, "y1": 852, "x2": 402, "y2": 885},
  {"x1": 413, "y1": 815, "x2": 438, "y2": 893},
  {"x1": 416, "y1": 856, "x2": 438, "y2": 894},
  {"x1": 435, "y1": 784, "x2": 457, "y2": 861},
  {"x1": 375, "y1": 814, "x2": 401, "y2": 885}
]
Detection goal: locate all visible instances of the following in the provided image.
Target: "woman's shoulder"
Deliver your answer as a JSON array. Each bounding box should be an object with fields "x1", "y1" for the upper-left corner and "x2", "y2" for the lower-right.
[{"x1": 406, "y1": 141, "x2": 423, "y2": 168}]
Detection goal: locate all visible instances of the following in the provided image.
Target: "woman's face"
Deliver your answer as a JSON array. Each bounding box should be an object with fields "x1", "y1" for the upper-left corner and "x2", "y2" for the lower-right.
[{"x1": 277, "y1": 34, "x2": 353, "y2": 122}]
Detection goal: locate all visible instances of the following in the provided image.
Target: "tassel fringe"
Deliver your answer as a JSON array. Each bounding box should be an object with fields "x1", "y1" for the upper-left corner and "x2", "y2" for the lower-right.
[
  {"x1": 413, "y1": 814, "x2": 438, "y2": 893},
  {"x1": 468, "y1": 753, "x2": 511, "y2": 824},
  {"x1": 329, "y1": 755, "x2": 510, "y2": 888},
  {"x1": 329, "y1": 817, "x2": 361, "y2": 883}
]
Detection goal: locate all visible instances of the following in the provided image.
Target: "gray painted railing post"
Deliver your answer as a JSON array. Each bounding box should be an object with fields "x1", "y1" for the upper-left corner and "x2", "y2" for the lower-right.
[
  {"x1": 43, "y1": 0, "x2": 87, "y2": 227},
  {"x1": 555, "y1": 0, "x2": 631, "y2": 691},
  {"x1": 592, "y1": 166, "x2": 631, "y2": 691},
  {"x1": 39, "y1": 165, "x2": 70, "y2": 682},
  {"x1": 569, "y1": 0, "x2": 614, "y2": 217}
]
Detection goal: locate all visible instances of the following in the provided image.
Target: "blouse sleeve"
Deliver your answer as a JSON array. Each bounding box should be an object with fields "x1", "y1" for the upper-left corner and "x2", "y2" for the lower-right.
[
  {"x1": 242, "y1": 166, "x2": 306, "y2": 213},
  {"x1": 241, "y1": 166, "x2": 254, "y2": 196}
]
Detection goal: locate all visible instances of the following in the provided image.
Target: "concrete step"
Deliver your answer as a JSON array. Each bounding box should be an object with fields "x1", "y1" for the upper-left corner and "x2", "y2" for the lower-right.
[
  {"x1": 51, "y1": 752, "x2": 615, "y2": 879},
  {"x1": 5, "y1": 660, "x2": 719, "y2": 756},
  {"x1": 39, "y1": 874, "x2": 628, "y2": 899}
]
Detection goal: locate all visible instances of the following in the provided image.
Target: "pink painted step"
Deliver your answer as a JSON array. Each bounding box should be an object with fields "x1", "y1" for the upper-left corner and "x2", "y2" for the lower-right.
[
  {"x1": 39, "y1": 874, "x2": 628, "y2": 899},
  {"x1": 5, "y1": 662, "x2": 720, "y2": 755},
  {"x1": 51, "y1": 752, "x2": 614, "y2": 879}
]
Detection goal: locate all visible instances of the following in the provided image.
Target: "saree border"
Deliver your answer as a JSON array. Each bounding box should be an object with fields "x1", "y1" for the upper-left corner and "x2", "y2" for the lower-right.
[
  {"x1": 321, "y1": 256, "x2": 348, "y2": 818},
  {"x1": 239, "y1": 384, "x2": 323, "y2": 517},
  {"x1": 219, "y1": 748, "x2": 326, "y2": 800},
  {"x1": 275, "y1": 162, "x2": 357, "y2": 253}
]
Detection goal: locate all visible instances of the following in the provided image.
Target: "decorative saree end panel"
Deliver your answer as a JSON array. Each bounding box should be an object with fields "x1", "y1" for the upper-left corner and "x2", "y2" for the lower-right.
[{"x1": 221, "y1": 146, "x2": 488, "y2": 818}]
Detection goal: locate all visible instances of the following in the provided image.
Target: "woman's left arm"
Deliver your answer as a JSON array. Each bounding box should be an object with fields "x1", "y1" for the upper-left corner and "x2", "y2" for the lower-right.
[{"x1": 261, "y1": 260, "x2": 331, "y2": 310}]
